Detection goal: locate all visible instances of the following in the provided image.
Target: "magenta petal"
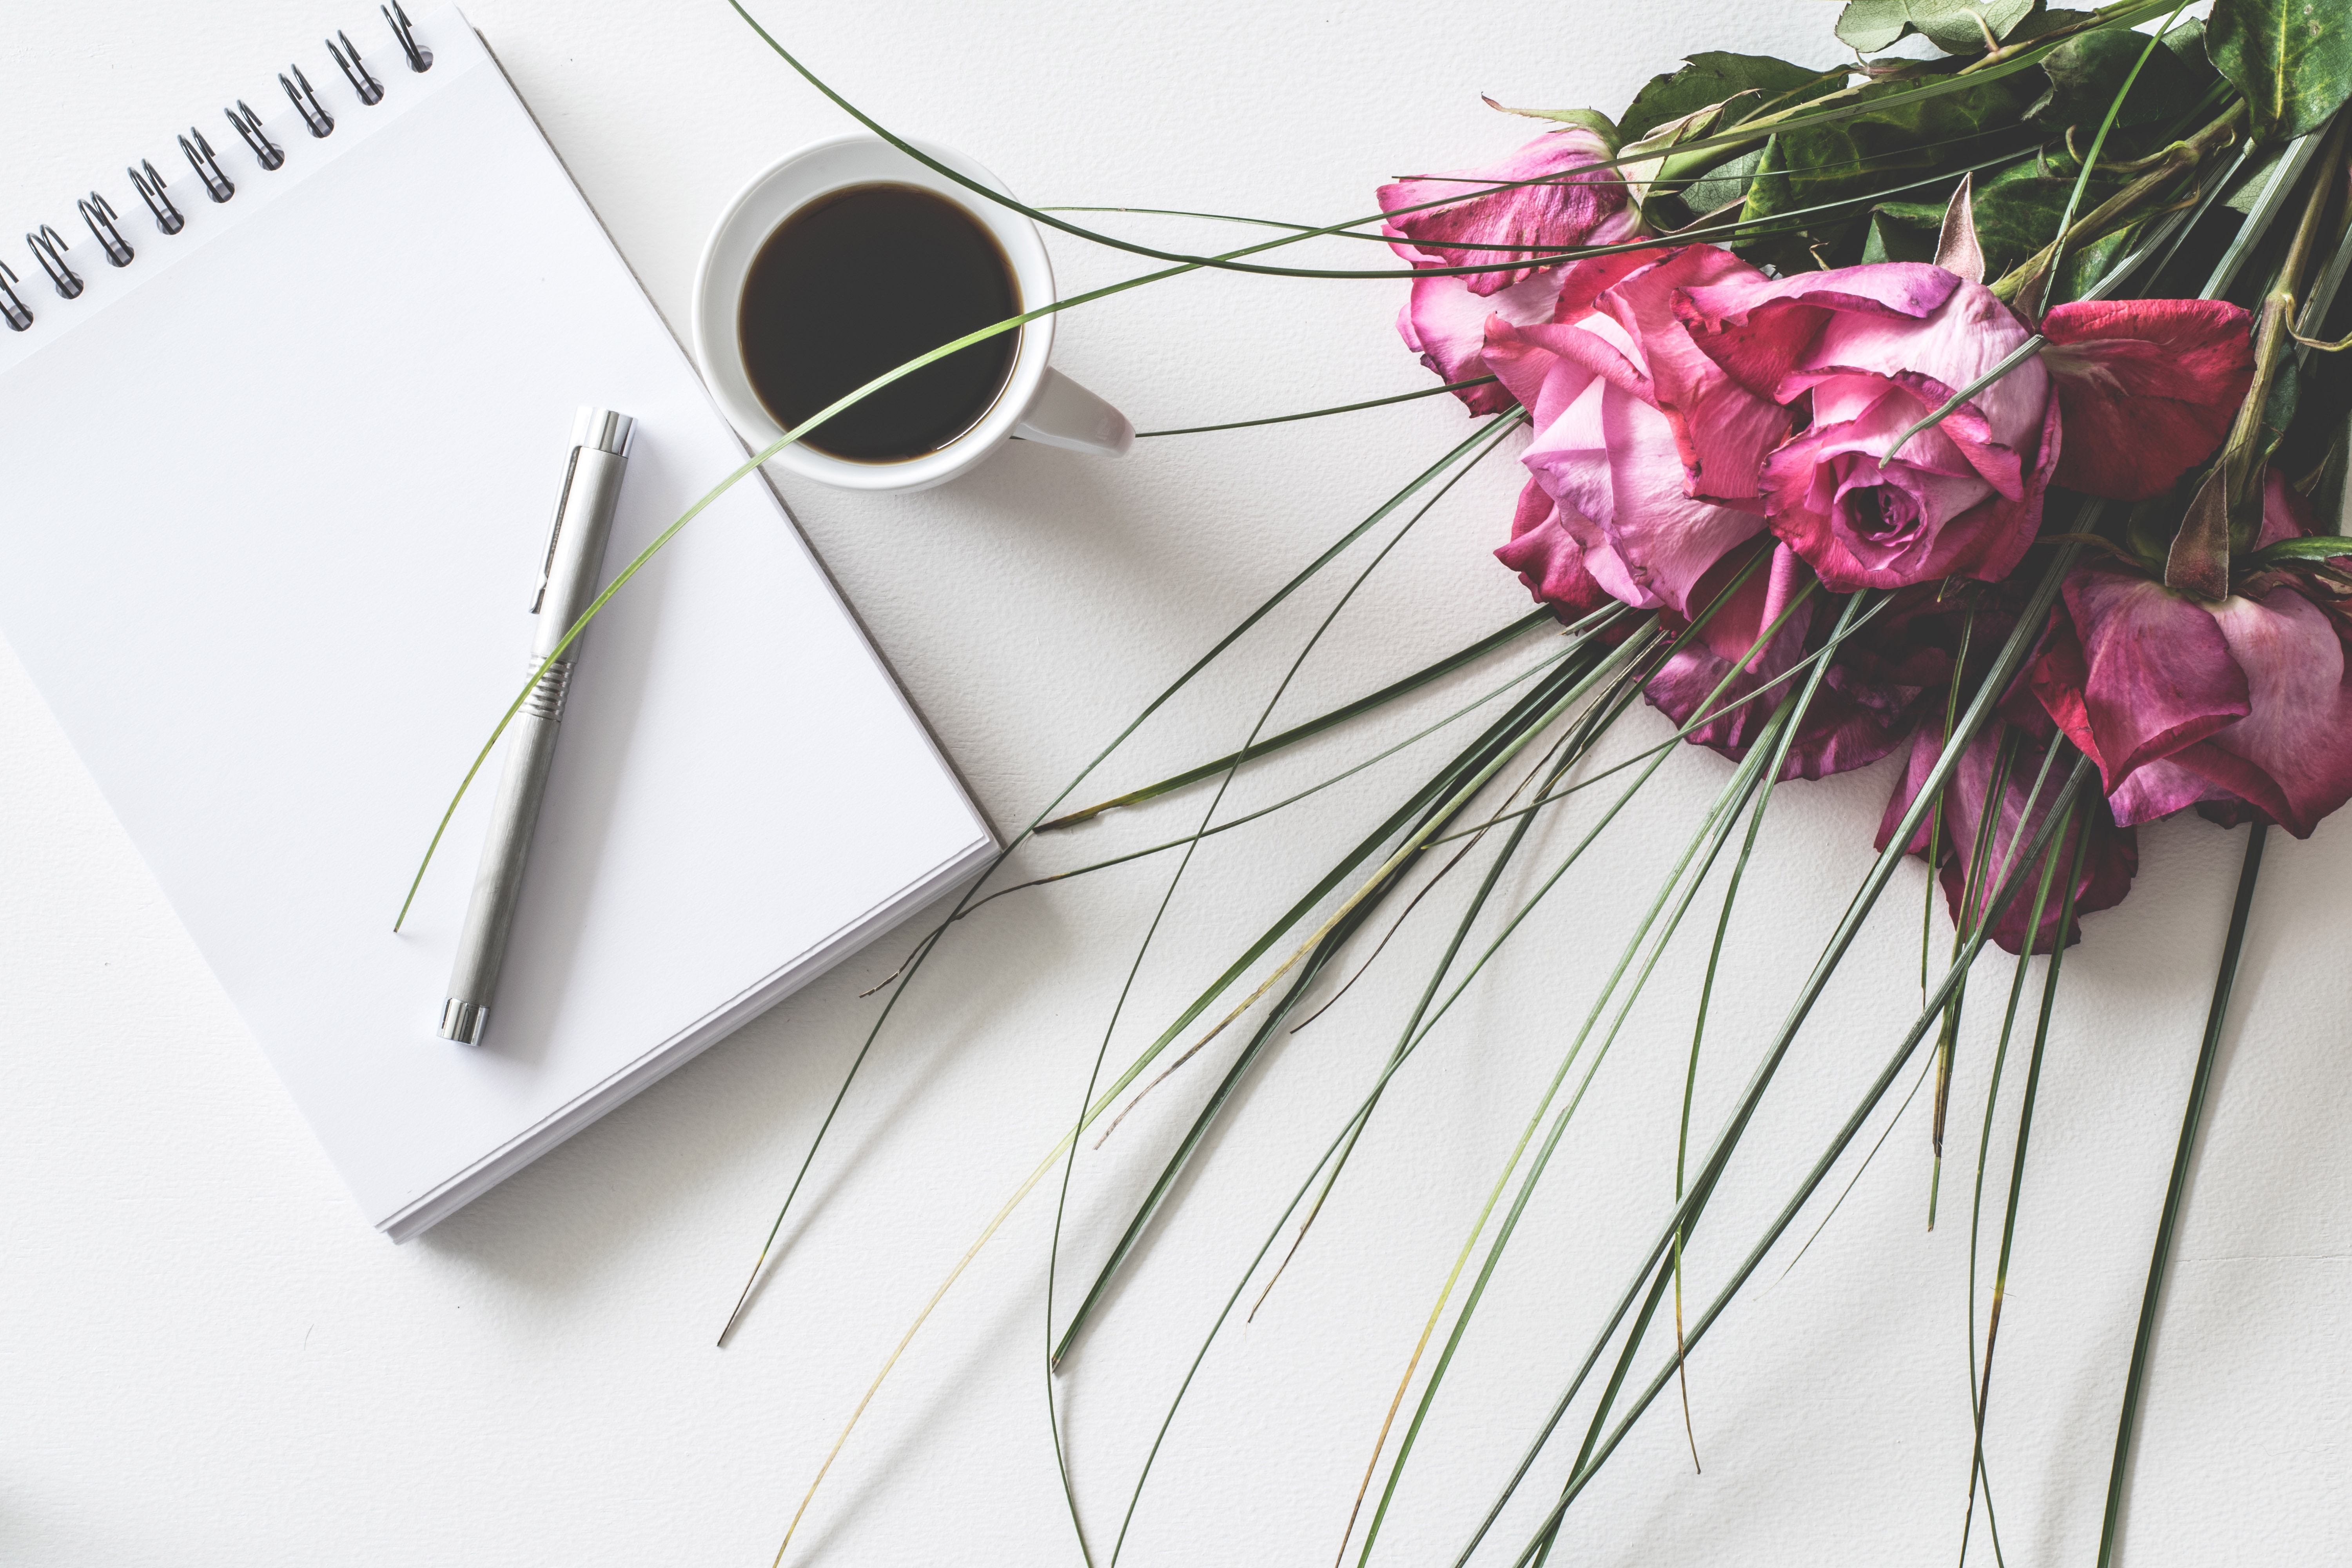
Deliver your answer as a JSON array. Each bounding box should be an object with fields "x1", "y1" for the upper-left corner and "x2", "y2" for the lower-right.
[
  {"x1": 1760, "y1": 391, "x2": 2053, "y2": 593},
  {"x1": 2060, "y1": 563, "x2": 2249, "y2": 792},
  {"x1": 1379, "y1": 128, "x2": 1631, "y2": 296},
  {"x1": 2039, "y1": 298, "x2": 2255, "y2": 501},
  {"x1": 1674, "y1": 262, "x2": 1964, "y2": 399},
  {"x1": 1584, "y1": 381, "x2": 1766, "y2": 614},
  {"x1": 1399, "y1": 268, "x2": 1565, "y2": 412},
  {"x1": 1789, "y1": 279, "x2": 2044, "y2": 449},
  {"x1": 1878, "y1": 723, "x2": 2138, "y2": 954},
  {"x1": 2159, "y1": 584, "x2": 2352, "y2": 838},
  {"x1": 1646, "y1": 541, "x2": 1811, "y2": 757},
  {"x1": 1593, "y1": 245, "x2": 1790, "y2": 505},
  {"x1": 1550, "y1": 246, "x2": 1668, "y2": 325},
  {"x1": 1492, "y1": 317, "x2": 1654, "y2": 405},
  {"x1": 1495, "y1": 478, "x2": 1614, "y2": 622}
]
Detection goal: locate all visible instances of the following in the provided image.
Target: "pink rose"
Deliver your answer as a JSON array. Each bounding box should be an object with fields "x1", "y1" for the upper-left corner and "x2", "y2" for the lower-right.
[
  {"x1": 1876, "y1": 719, "x2": 2138, "y2": 955},
  {"x1": 1381, "y1": 128, "x2": 1639, "y2": 413},
  {"x1": 1675, "y1": 262, "x2": 2058, "y2": 593},
  {"x1": 1670, "y1": 263, "x2": 2258, "y2": 592},
  {"x1": 1481, "y1": 246, "x2": 1792, "y2": 619},
  {"x1": 2024, "y1": 474, "x2": 2352, "y2": 838}
]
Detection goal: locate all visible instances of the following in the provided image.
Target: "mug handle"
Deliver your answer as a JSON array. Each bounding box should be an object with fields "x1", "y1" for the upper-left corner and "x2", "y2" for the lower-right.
[{"x1": 1013, "y1": 367, "x2": 1134, "y2": 457}]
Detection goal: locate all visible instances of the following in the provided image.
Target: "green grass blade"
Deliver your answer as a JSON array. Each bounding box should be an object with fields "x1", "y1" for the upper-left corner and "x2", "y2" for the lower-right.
[
  {"x1": 1051, "y1": 646, "x2": 1638, "y2": 1366},
  {"x1": 2095, "y1": 822, "x2": 2267, "y2": 1568},
  {"x1": 1499, "y1": 757, "x2": 2099, "y2": 1561},
  {"x1": 1137, "y1": 379, "x2": 1502, "y2": 437},
  {"x1": 719, "y1": 416, "x2": 1514, "y2": 1341},
  {"x1": 1041, "y1": 608, "x2": 1559, "y2": 829},
  {"x1": 1444, "y1": 541, "x2": 2090, "y2": 1559},
  {"x1": 1959, "y1": 800, "x2": 2090, "y2": 1568},
  {"x1": 726, "y1": 0, "x2": 2177, "y2": 284}
]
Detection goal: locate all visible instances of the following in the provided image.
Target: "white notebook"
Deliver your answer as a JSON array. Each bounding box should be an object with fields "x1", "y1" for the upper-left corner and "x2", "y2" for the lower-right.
[{"x1": 0, "y1": 7, "x2": 996, "y2": 1240}]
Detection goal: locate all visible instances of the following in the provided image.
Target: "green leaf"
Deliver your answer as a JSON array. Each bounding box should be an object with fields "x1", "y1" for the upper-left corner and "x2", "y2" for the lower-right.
[
  {"x1": 1740, "y1": 74, "x2": 2042, "y2": 265},
  {"x1": 1967, "y1": 151, "x2": 2122, "y2": 281},
  {"x1": 1483, "y1": 100, "x2": 1621, "y2": 150},
  {"x1": 2028, "y1": 20, "x2": 2214, "y2": 128},
  {"x1": 2209, "y1": 0, "x2": 2352, "y2": 141},
  {"x1": 2011, "y1": 7, "x2": 2098, "y2": 43},
  {"x1": 1676, "y1": 145, "x2": 1766, "y2": 217},
  {"x1": 1863, "y1": 204, "x2": 1943, "y2": 262},
  {"x1": 2250, "y1": 532, "x2": 2352, "y2": 564},
  {"x1": 1618, "y1": 52, "x2": 1830, "y2": 143},
  {"x1": 2060, "y1": 219, "x2": 2142, "y2": 302},
  {"x1": 1836, "y1": 0, "x2": 2039, "y2": 56}
]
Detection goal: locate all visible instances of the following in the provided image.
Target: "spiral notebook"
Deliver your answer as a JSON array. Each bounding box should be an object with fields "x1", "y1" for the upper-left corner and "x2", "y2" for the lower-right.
[{"x1": 0, "y1": 6, "x2": 996, "y2": 1240}]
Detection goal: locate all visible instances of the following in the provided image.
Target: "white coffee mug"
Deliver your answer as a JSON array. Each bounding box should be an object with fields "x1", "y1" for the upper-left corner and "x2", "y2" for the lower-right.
[{"x1": 691, "y1": 133, "x2": 1132, "y2": 493}]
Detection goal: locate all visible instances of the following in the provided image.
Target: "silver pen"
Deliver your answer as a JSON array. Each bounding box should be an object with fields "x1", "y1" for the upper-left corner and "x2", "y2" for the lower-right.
[{"x1": 439, "y1": 407, "x2": 636, "y2": 1045}]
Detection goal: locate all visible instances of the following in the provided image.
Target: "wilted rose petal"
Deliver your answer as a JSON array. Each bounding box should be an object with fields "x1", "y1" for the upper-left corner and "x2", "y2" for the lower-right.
[
  {"x1": 2029, "y1": 507, "x2": 2352, "y2": 838},
  {"x1": 1483, "y1": 245, "x2": 1789, "y2": 619},
  {"x1": 1874, "y1": 721, "x2": 2138, "y2": 954},
  {"x1": 2037, "y1": 298, "x2": 2255, "y2": 501},
  {"x1": 1672, "y1": 262, "x2": 1963, "y2": 399},
  {"x1": 2035, "y1": 563, "x2": 2249, "y2": 795},
  {"x1": 1397, "y1": 266, "x2": 1569, "y2": 414},
  {"x1": 1646, "y1": 539, "x2": 1814, "y2": 760},
  {"x1": 1380, "y1": 128, "x2": 1635, "y2": 296},
  {"x1": 1495, "y1": 477, "x2": 1616, "y2": 623},
  {"x1": 2169, "y1": 585, "x2": 2352, "y2": 837}
]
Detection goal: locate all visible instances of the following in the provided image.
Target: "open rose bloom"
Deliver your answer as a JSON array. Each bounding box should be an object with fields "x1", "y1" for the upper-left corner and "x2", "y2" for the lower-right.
[{"x1": 1379, "y1": 136, "x2": 2315, "y2": 949}]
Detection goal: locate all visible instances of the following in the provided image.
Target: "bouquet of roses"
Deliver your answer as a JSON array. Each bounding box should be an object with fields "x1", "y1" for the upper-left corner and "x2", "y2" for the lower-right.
[{"x1": 410, "y1": 2, "x2": 2352, "y2": 1561}]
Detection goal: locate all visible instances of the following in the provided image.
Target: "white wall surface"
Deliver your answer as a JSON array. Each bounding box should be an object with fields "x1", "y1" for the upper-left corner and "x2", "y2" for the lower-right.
[{"x1": 3, "y1": 3, "x2": 2344, "y2": 1565}]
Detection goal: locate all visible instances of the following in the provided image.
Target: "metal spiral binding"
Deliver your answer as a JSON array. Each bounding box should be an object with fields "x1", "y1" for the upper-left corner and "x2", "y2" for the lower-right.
[
  {"x1": 26, "y1": 225, "x2": 80, "y2": 299},
  {"x1": 385, "y1": 2, "x2": 432, "y2": 72},
  {"x1": 0, "y1": 261, "x2": 31, "y2": 332},
  {"x1": 127, "y1": 161, "x2": 185, "y2": 234},
  {"x1": 78, "y1": 194, "x2": 134, "y2": 267},
  {"x1": 226, "y1": 102, "x2": 285, "y2": 171},
  {"x1": 328, "y1": 30, "x2": 384, "y2": 105},
  {"x1": 281, "y1": 65, "x2": 334, "y2": 138},
  {"x1": 181, "y1": 129, "x2": 234, "y2": 202},
  {"x1": 11, "y1": 11, "x2": 432, "y2": 339}
]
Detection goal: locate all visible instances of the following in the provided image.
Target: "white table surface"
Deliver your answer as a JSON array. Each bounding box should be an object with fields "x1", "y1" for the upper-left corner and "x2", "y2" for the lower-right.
[{"x1": 5, "y1": 3, "x2": 2346, "y2": 1564}]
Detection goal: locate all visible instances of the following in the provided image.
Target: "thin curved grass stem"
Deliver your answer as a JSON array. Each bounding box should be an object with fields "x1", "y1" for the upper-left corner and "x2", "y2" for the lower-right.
[
  {"x1": 2096, "y1": 822, "x2": 2267, "y2": 1568},
  {"x1": 976, "y1": 642, "x2": 1594, "y2": 922},
  {"x1": 718, "y1": 416, "x2": 1513, "y2": 1343},
  {"x1": 1350, "y1": 695, "x2": 1802, "y2": 1567},
  {"x1": 1036, "y1": 403, "x2": 1519, "y2": 1558},
  {"x1": 1959, "y1": 805, "x2": 2088, "y2": 1568},
  {"x1": 1777, "y1": 1052, "x2": 1938, "y2": 1283},
  {"x1": 1473, "y1": 597, "x2": 1860, "y2": 1566},
  {"x1": 1497, "y1": 759, "x2": 2098, "y2": 1563},
  {"x1": 1109, "y1": 679, "x2": 1733, "y2": 1566},
  {"x1": 727, "y1": 0, "x2": 2175, "y2": 283},
  {"x1": 1044, "y1": 606, "x2": 1587, "y2": 830},
  {"x1": 1137, "y1": 378, "x2": 1500, "y2": 437},
  {"x1": 1933, "y1": 730, "x2": 2031, "y2": 1226},
  {"x1": 1048, "y1": 653, "x2": 1640, "y2": 1369},
  {"x1": 1446, "y1": 543, "x2": 2090, "y2": 1563},
  {"x1": 1249, "y1": 722, "x2": 1598, "y2": 1321},
  {"x1": 1423, "y1": 588, "x2": 1900, "y2": 848}
]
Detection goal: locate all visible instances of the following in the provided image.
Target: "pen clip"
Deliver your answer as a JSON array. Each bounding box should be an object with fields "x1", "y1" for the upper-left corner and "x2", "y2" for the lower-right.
[{"x1": 531, "y1": 445, "x2": 584, "y2": 615}]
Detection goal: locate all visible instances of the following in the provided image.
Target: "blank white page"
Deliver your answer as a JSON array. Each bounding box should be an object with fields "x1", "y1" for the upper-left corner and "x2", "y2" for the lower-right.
[{"x1": 0, "y1": 9, "x2": 993, "y2": 1236}]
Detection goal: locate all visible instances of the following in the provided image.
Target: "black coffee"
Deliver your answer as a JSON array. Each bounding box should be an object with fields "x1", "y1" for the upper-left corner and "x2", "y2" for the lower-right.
[{"x1": 738, "y1": 182, "x2": 1021, "y2": 463}]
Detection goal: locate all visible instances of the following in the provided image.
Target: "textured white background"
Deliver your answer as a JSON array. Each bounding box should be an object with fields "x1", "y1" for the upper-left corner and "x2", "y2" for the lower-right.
[{"x1": 4, "y1": 3, "x2": 2346, "y2": 1564}]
